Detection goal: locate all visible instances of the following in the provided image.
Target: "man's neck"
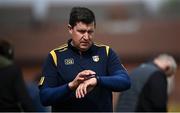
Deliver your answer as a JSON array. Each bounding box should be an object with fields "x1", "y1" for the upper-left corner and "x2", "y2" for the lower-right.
[{"x1": 70, "y1": 40, "x2": 82, "y2": 54}]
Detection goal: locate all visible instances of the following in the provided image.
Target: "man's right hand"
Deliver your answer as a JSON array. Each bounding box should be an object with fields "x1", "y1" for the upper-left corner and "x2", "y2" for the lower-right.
[
  {"x1": 75, "y1": 77, "x2": 97, "y2": 98},
  {"x1": 68, "y1": 70, "x2": 96, "y2": 90}
]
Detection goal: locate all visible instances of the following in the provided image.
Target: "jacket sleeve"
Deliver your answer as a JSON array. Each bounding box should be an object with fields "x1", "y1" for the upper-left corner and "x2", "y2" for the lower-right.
[
  {"x1": 97, "y1": 48, "x2": 131, "y2": 92},
  {"x1": 39, "y1": 53, "x2": 72, "y2": 106}
]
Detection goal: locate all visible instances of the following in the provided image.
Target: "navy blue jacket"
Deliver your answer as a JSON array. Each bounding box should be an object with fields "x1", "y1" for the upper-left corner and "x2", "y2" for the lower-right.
[{"x1": 39, "y1": 39, "x2": 130, "y2": 112}]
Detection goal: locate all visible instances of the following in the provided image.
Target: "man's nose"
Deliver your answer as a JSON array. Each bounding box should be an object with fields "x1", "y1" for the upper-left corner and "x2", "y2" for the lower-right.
[{"x1": 83, "y1": 32, "x2": 89, "y2": 40}]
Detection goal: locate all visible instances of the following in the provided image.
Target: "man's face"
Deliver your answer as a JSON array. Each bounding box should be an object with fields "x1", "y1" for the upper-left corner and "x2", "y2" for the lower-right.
[{"x1": 68, "y1": 22, "x2": 95, "y2": 52}]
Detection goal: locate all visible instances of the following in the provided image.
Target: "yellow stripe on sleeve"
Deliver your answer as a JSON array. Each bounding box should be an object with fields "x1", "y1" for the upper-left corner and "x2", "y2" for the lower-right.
[
  {"x1": 94, "y1": 43, "x2": 110, "y2": 56},
  {"x1": 39, "y1": 76, "x2": 45, "y2": 86},
  {"x1": 54, "y1": 44, "x2": 68, "y2": 50},
  {"x1": 50, "y1": 50, "x2": 57, "y2": 66},
  {"x1": 105, "y1": 46, "x2": 110, "y2": 56}
]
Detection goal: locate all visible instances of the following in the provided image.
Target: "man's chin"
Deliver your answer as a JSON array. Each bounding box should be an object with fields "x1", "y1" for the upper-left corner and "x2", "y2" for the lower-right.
[{"x1": 80, "y1": 46, "x2": 90, "y2": 52}]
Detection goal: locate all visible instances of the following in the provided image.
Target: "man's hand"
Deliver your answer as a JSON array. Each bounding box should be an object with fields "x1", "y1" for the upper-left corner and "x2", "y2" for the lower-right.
[
  {"x1": 76, "y1": 77, "x2": 97, "y2": 99},
  {"x1": 68, "y1": 70, "x2": 96, "y2": 90}
]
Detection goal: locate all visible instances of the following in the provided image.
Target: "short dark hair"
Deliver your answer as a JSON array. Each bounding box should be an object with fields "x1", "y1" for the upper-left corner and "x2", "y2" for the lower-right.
[
  {"x1": 69, "y1": 7, "x2": 96, "y2": 28},
  {"x1": 0, "y1": 40, "x2": 14, "y2": 60}
]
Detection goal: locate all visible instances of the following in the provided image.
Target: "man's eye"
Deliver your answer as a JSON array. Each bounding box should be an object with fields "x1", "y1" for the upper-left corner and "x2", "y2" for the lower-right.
[
  {"x1": 88, "y1": 30, "x2": 94, "y2": 34},
  {"x1": 78, "y1": 30, "x2": 86, "y2": 34}
]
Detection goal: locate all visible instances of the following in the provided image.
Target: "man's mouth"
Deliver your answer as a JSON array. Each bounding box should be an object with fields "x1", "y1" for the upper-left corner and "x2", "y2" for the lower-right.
[{"x1": 81, "y1": 42, "x2": 89, "y2": 44}]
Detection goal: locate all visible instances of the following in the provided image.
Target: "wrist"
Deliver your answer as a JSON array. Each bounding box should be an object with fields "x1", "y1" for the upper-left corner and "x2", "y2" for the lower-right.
[
  {"x1": 95, "y1": 75, "x2": 100, "y2": 86},
  {"x1": 68, "y1": 82, "x2": 76, "y2": 90}
]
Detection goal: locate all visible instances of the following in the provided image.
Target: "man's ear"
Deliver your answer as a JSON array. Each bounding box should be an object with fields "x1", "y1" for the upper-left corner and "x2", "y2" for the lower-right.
[
  {"x1": 68, "y1": 24, "x2": 72, "y2": 34},
  {"x1": 165, "y1": 66, "x2": 170, "y2": 72},
  {"x1": 165, "y1": 65, "x2": 172, "y2": 77}
]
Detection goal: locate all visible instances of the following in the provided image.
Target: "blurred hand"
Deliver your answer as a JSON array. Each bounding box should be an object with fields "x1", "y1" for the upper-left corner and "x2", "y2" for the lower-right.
[
  {"x1": 68, "y1": 70, "x2": 96, "y2": 90},
  {"x1": 76, "y1": 77, "x2": 97, "y2": 99}
]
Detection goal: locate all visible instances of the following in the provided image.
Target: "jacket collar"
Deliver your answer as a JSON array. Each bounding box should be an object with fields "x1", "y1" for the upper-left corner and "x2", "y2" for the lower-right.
[{"x1": 67, "y1": 39, "x2": 95, "y2": 55}]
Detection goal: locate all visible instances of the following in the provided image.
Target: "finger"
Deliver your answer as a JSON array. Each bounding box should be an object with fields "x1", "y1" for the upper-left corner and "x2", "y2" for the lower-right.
[
  {"x1": 76, "y1": 73, "x2": 85, "y2": 81},
  {"x1": 79, "y1": 70, "x2": 95, "y2": 77},
  {"x1": 85, "y1": 70, "x2": 96, "y2": 76},
  {"x1": 75, "y1": 87, "x2": 79, "y2": 98},
  {"x1": 79, "y1": 84, "x2": 85, "y2": 98},
  {"x1": 83, "y1": 83, "x2": 87, "y2": 95},
  {"x1": 76, "y1": 86, "x2": 81, "y2": 99},
  {"x1": 76, "y1": 84, "x2": 84, "y2": 99},
  {"x1": 87, "y1": 70, "x2": 96, "y2": 75},
  {"x1": 79, "y1": 73, "x2": 88, "y2": 77},
  {"x1": 77, "y1": 77, "x2": 85, "y2": 81}
]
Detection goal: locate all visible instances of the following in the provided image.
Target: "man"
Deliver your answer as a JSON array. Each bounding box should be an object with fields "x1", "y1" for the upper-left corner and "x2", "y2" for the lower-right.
[
  {"x1": 0, "y1": 40, "x2": 36, "y2": 111},
  {"x1": 116, "y1": 54, "x2": 177, "y2": 112},
  {"x1": 39, "y1": 7, "x2": 131, "y2": 112}
]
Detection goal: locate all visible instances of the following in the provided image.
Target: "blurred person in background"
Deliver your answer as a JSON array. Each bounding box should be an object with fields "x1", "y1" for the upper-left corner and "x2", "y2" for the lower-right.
[
  {"x1": 39, "y1": 7, "x2": 131, "y2": 112},
  {"x1": 116, "y1": 54, "x2": 177, "y2": 112},
  {"x1": 26, "y1": 73, "x2": 50, "y2": 112},
  {"x1": 0, "y1": 39, "x2": 36, "y2": 112}
]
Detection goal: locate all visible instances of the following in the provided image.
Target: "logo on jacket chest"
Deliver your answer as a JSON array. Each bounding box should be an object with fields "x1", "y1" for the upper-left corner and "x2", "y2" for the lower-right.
[
  {"x1": 64, "y1": 58, "x2": 74, "y2": 65},
  {"x1": 92, "y1": 55, "x2": 99, "y2": 62}
]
